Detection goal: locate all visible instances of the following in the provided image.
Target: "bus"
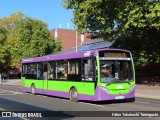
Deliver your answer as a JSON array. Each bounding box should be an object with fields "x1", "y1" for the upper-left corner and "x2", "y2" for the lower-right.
[{"x1": 21, "y1": 48, "x2": 135, "y2": 102}]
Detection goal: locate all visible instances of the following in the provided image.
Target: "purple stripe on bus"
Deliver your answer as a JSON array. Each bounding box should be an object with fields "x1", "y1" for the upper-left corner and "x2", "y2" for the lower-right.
[
  {"x1": 21, "y1": 86, "x2": 134, "y2": 101},
  {"x1": 78, "y1": 87, "x2": 134, "y2": 101},
  {"x1": 21, "y1": 48, "x2": 130, "y2": 63},
  {"x1": 22, "y1": 51, "x2": 96, "y2": 63},
  {"x1": 21, "y1": 87, "x2": 30, "y2": 92}
]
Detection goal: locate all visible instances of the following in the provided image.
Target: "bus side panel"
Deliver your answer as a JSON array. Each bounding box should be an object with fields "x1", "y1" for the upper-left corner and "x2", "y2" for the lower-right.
[
  {"x1": 47, "y1": 81, "x2": 95, "y2": 95},
  {"x1": 21, "y1": 77, "x2": 25, "y2": 86},
  {"x1": 21, "y1": 78, "x2": 43, "y2": 91}
]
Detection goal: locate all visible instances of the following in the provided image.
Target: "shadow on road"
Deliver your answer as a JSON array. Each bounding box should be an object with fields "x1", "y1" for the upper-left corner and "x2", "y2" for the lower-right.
[
  {"x1": 80, "y1": 98, "x2": 135, "y2": 105},
  {"x1": 0, "y1": 97, "x2": 75, "y2": 120}
]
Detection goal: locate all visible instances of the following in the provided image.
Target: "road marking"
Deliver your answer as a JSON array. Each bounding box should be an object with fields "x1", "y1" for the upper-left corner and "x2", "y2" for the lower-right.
[
  {"x1": 79, "y1": 102, "x2": 104, "y2": 107},
  {"x1": 0, "y1": 108, "x2": 5, "y2": 111},
  {"x1": 49, "y1": 97, "x2": 104, "y2": 107},
  {"x1": 0, "y1": 89, "x2": 23, "y2": 96},
  {"x1": 20, "y1": 117, "x2": 29, "y2": 120},
  {"x1": 0, "y1": 89, "x2": 23, "y2": 94},
  {"x1": 135, "y1": 101, "x2": 150, "y2": 104}
]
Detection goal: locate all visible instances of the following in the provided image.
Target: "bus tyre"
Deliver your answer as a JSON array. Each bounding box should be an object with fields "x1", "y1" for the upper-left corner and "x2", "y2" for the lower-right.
[
  {"x1": 130, "y1": 97, "x2": 135, "y2": 102},
  {"x1": 70, "y1": 88, "x2": 78, "y2": 102},
  {"x1": 127, "y1": 97, "x2": 135, "y2": 102},
  {"x1": 31, "y1": 84, "x2": 35, "y2": 95}
]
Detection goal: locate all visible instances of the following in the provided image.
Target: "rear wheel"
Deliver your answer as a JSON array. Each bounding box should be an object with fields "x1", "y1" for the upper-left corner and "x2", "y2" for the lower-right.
[
  {"x1": 69, "y1": 88, "x2": 78, "y2": 102},
  {"x1": 31, "y1": 84, "x2": 35, "y2": 95}
]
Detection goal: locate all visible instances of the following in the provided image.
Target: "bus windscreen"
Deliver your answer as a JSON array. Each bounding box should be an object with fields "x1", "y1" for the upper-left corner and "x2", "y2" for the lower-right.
[{"x1": 99, "y1": 51, "x2": 133, "y2": 84}]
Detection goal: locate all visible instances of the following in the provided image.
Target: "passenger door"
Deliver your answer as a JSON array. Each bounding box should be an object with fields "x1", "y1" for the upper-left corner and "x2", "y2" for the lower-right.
[{"x1": 81, "y1": 58, "x2": 95, "y2": 95}]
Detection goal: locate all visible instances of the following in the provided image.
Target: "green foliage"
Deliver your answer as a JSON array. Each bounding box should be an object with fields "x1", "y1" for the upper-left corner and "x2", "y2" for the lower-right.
[
  {"x1": 63, "y1": 0, "x2": 160, "y2": 66},
  {"x1": 63, "y1": 0, "x2": 127, "y2": 36},
  {"x1": 0, "y1": 12, "x2": 23, "y2": 67},
  {"x1": 17, "y1": 17, "x2": 56, "y2": 59},
  {"x1": 63, "y1": 0, "x2": 160, "y2": 35},
  {"x1": 123, "y1": 1, "x2": 160, "y2": 30},
  {"x1": 54, "y1": 38, "x2": 62, "y2": 52},
  {"x1": 0, "y1": 12, "x2": 62, "y2": 70},
  {"x1": 0, "y1": 26, "x2": 8, "y2": 64},
  {"x1": 113, "y1": 26, "x2": 160, "y2": 66}
]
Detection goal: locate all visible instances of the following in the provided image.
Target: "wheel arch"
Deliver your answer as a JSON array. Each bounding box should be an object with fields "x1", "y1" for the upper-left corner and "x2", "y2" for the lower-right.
[
  {"x1": 31, "y1": 83, "x2": 35, "y2": 87},
  {"x1": 69, "y1": 86, "x2": 77, "y2": 92},
  {"x1": 30, "y1": 83, "x2": 36, "y2": 94}
]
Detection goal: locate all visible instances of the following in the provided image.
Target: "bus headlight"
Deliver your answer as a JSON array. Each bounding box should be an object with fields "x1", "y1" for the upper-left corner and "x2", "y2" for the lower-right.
[
  {"x1": 129, "y1": 85, "x2": 135, "y2": 91},
  {"x1": 101, "y1": 87, "x2": 110, "y2": 94}
]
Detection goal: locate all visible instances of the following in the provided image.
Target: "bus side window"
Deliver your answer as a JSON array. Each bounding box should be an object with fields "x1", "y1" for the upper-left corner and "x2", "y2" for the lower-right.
[
  {"x1": 43, "y1": 65, "x2": 48, "y2": 80},
  {"x1": 23, "y1": 63, "x2": 38, "y2": 79},
  {"x1": 48, "y1": 62, "x2": 56, "y2": 80},
  {"x1": 37, "y1": 63, "x2": 43, "y2": 79},
  {"x1": 57, "y1": 61, "x2": 68, "y2": 80},
  {"x1": 68, "y1": 61, "x2": 76, "y2": 74},
  {"x1": 67, "y1": 59, "x2": 81, "y2": 81}
]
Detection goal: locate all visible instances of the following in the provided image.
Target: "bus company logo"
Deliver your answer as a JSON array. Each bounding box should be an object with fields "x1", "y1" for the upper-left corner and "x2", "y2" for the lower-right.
[
  {"x1": 23, "y1": 58, "x2": 33, "y2": 62},
  {"x1": 2, "y1": 112, "x2": 11, "y2": 117},
  {"x1": 84, "y1": 51, "x2": 92, "y2": 57},
  {"x1": 116, "y1": 85, "x2": 123, "y2": 89}
]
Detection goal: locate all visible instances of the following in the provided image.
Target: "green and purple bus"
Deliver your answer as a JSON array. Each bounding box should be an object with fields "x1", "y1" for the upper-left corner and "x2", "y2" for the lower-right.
[{"x1": 21, "y1": 48, "x2": 135, "y2": 102}]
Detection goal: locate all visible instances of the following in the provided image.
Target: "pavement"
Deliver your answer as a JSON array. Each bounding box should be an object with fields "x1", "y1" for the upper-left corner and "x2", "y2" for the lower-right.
[
  {"x1": 136, "y1": 84, "x2": 160, "y2": 100},
  {"x1": 0, "y1": 79, "x2": 21, "y2": 85},
  {"x1": 0, "y1": 79, "x2": 160, "y2": 100}
]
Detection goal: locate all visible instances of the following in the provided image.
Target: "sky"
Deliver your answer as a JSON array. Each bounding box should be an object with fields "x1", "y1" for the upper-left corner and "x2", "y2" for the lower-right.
[{"x1": 0, "y1": 0, "x2": 74, "y2": 30}]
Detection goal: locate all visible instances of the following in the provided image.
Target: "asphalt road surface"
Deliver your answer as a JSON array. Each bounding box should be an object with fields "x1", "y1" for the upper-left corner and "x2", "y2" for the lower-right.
[{"x1": 0, "y1": 84, "x2": 159, "y2": 120}]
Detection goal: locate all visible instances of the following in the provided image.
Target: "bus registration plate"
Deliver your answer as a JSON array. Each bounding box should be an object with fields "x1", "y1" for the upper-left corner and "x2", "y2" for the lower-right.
[{"x1": 115, "y1": 96, "x2": 124, "y2": 99}]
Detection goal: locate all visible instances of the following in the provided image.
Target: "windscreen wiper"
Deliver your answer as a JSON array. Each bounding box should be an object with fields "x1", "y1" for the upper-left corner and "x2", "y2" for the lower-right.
[{"x1": 121, "y1": 80, "x2": 130, "y2": 85}]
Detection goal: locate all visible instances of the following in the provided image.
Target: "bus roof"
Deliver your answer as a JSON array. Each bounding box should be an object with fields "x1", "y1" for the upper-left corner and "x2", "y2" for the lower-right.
[{"x1": 21, "y1": 48, "x2": 131, "y2": 63}]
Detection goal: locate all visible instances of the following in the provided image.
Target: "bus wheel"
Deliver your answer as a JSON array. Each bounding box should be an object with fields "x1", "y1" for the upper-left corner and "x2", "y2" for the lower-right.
[
  {"x1": 70, "y1": 88, "x2": 78, "y2": 102},
  {"x1": 129, "y1": 97, "x2": 135, "y2": 102},
  {"x1": 31, "y1": 84, "x2": 35, "y2": 95}
]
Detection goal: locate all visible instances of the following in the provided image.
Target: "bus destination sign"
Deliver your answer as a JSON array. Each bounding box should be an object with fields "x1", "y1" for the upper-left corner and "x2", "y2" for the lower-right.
[{"x1": 104, "y1": 52, "x2": 127, "y2": 58}]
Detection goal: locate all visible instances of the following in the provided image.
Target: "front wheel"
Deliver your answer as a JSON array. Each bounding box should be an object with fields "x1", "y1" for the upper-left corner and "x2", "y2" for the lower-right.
[
  {"x1": 69, "y1": 88, "x2": 78, "y2": 102},
  {"x1": 129, "y1": 97, "x2": 135, "y2": 102}
]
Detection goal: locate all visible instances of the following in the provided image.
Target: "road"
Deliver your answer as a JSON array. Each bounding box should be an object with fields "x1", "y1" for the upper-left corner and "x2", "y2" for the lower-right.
[{"x1": 0, "y1": 84, "x2": 160, "y2": 120}]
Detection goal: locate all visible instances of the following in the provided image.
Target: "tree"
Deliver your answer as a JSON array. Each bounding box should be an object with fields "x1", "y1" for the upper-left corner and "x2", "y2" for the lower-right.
[
  {"x1": 63, "y1": 0, "x2": 160, "y2": 35},
  {"x1": 63, "y1": 0, "x2": 129, "y2": 36},
  {"x1": 0, "y1": 12, "x2": 62, "y2": 75},
  {"x1": 63, "y1": 0, "x2": 160, "y2": 65},
  {"x1": 113, "y1": 1, "x2": 160, "y2": 65},
  {"x1": 0, "y1": 12, "x2": 23, "y2": 67},
  {"x1": 54, "y1": 38, "x2": 62, "y2": 52},
  {"x1": 17, "y1": 17, "x2": 60, "y2": 59},
  {"x1": 0, "y1": 26, "x2": 8, "y2": 65},
  {"x1": 113, "y1": 26, "x2": 160, "y2": 65}
]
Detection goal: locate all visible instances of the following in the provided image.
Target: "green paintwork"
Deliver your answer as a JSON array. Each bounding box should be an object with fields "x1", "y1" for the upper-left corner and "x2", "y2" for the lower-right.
[
  {"x1": 96, "y1": 54, "x2": 135, "y2": 95},
  {"x1": 22, "y1": 77, "x2": 95, "y2": 95},
  {"x1": 97, "y1": 80, "x2": 135, "y2": 94},
  {"x1": 47, "y1": 81, "x2": 95, "y2": 95},
  {"x1": 21, "y1": 53, "x2": 135, "y2": 96}
]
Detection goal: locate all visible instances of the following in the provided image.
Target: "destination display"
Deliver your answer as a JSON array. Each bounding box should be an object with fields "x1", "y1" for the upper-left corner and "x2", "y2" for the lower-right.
[{"x1": 99, "y1": 51, "x2": 129, "y2": 58}]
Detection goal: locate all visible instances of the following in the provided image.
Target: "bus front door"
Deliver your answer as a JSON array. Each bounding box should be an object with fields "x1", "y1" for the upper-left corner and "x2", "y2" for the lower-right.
[{"x1": 81, "y1": 58, "x2": 95, "y2": 95}]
